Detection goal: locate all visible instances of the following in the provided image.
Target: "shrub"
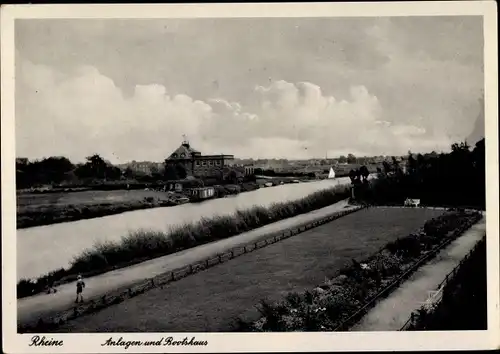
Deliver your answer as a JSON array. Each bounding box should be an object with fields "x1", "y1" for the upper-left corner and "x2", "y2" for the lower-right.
[
  {"x1": 257, "y1": 300, "x2": 290, "y2": 331},
  {"x1": 387, "y1": 237, "x2": 422, "y2": 259},
  {"x1": 17, "y1": 267, "x2": 67, "y2": 298},
  {"x1": 285, "y1": 292, "x2": 303, "y2": 308}
]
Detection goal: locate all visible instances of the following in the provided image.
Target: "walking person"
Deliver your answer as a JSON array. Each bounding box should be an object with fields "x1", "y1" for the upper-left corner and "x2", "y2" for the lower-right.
[{"x1": 75, "y1": 275, "x2": 85, "y2": 303}]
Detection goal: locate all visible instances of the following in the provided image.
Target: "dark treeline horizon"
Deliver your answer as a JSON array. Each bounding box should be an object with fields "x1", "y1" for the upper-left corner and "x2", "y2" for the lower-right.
[
  {"x1": 16, "y1": 138, "x2": 485, "y2": 192},
  {"x1": 16, "y1": 149, "x2": 455, "y2": 166},
  {"x1": 353, "y1": 138, "x2": 486, "y2": 209}
]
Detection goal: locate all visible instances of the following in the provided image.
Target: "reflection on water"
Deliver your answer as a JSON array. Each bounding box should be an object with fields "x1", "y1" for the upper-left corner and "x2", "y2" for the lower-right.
[{"x1": 17, "y1": 178, "x2": 351, "y2": 280}]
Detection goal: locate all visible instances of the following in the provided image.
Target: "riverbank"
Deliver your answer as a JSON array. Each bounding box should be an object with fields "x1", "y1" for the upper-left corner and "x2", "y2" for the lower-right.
[
  {"x1": 17, "y1": 180, "x2": 300, "y2": 229},
  {"x1": 17, "y1": 184, "x2": 351, "y2": 299},
  {"x1": 17, "y1": 196, "x2": 176, "y2": 229}
]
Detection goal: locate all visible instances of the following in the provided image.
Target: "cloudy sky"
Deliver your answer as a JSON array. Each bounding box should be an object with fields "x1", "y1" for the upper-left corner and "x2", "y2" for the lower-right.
[{"x1": 15, "y1": 16, "x2": 484, "y2": 163}]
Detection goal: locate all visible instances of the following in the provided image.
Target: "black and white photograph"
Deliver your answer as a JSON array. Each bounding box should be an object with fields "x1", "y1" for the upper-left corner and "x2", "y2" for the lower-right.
[{"x1": 1, "y1": 2, "x2": 498, "y2": 353}]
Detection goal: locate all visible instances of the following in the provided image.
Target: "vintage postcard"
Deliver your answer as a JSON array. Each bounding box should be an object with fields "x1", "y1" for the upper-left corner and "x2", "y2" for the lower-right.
[{"x1": 1, "y1": 1, "x2": 499, "y2": 353}]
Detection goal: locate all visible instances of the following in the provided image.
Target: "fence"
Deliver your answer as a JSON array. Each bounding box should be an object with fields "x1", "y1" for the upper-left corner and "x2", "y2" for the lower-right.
[
  {"x1": 399, "y1": 235, "x2": 486, "y2": 331},
  {"x1": 19, "y1": 205, "x2": 366, "y2": 333}
]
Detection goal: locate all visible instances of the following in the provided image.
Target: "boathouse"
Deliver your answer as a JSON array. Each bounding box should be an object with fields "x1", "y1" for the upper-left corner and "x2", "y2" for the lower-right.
[
  {"x1": 165, "y1": 139, "x2": 234, "y2": 179},
  {"x1": 190, "y1": 187, "x2": 216, "y2": 201}
]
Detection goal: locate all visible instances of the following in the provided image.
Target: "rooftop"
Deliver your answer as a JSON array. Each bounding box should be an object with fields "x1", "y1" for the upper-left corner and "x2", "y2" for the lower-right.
[
  {"x1": 168, "y1": 141, "x2": 201, "y2": 160},
  {"x1": 167, "y1": 140, "x2": 234, "y2": 160}
]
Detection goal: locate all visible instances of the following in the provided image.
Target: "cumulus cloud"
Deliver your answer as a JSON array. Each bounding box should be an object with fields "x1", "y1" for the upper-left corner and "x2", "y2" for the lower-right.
[
  {"x1": 16, "y1": 57, "x2": 457, "y2": 163},
  {"x1": 16, "y1": 59, "x2": 213, "y2": 163}
]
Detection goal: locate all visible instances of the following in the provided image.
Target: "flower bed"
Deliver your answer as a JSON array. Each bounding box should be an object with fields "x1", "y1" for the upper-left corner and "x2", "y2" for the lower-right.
[{"x1": 239, "y1": 209, "x2": 482, "y2": 331}]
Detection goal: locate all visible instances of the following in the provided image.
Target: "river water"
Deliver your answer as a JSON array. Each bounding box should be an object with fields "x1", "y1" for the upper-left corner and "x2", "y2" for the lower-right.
[{"x1": 17, "y1": 177, "x2": 352, "y2": 280}]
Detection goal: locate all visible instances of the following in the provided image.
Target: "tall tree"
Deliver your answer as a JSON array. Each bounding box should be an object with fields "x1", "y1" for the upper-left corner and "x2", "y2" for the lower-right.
[
  {"x1": 164, "y1": 164, "x2": 179, "y2": 180},
  {"x1": 347, "y1": 154, "x2": 357, "y2": 164},
  {"x1": 382, "y1": 161, "x2": 392, "y2": 174},
  {"x1": 359, "y1": 165, "x2": 370, "y2": 182},
  {"x1": 86, "y1": 154, "x2": 108, "y2": 179},
  {"x1": 123, "y1": 167, "x2": 135, "y2": 179}
]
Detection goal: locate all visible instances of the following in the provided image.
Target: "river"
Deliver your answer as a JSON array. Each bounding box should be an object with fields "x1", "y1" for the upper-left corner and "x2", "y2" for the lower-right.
[{"x1": 17, "y1": 177, "x2": 352, "y2": 280}]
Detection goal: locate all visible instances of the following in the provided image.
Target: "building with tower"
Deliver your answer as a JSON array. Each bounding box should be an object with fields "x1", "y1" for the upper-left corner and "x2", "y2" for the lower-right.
[{"x1": 165, "y1": 139, "x2": 235, "y2": 179}]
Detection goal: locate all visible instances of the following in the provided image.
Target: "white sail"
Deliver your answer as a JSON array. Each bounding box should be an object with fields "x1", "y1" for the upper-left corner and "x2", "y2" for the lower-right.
[{"x1": 328, "y1": 167, "x2": 336, "y2": 179}]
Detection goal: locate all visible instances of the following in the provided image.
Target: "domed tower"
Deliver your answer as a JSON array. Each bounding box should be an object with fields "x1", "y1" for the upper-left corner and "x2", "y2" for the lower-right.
[{"x1": 181, "y1": 134, "x2": 190, "y2": 149}]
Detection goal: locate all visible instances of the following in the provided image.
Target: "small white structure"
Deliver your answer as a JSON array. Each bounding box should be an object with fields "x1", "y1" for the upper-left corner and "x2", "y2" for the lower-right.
[
  {"x1": 328, "y1": 167, "x2": 336, "y2": 179},
  {"x1": 404, "y1": 198, "x2": 421, "y2": 207},
  {"x1": 418, "y1": 286, "x2": 444, "y2": 310},
  {"x1": 190, "y1": 186, "x2": 215, "y2": 201},
  {"x1": 360, "y1": 263, "x2": 371, "y2": 270}
]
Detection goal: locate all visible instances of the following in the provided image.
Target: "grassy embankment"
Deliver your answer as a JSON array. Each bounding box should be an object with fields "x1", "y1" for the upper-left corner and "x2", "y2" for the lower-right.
[
  {"x1": 406, "y1": 236, "x2": 487, "y2": 331},
  {"x1": 17, "y1": 182, "x2": 264, "y2": 229},
  {"x1": 17, "y1": 184, "x2": 351, "y2": 299},
  {"x1": 17, "y1": 188, "x2": 181, "y2": 229},
  {"x1": 239, "y1": 209, "x2": 482, "y2": 331}
]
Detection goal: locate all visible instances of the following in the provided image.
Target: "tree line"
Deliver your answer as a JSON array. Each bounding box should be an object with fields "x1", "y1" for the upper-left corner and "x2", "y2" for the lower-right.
[
  {"x1": 351, "y1": 139, "x2": 485, "y2": 209},
  {"x1": 16, "y1": 138, "x2": 486, "y2": 207},
  {"x1": 16, "y1": 154, "x2": 139, "y2": 189},
  {"x1": 16, "y1": 154, "x2": 232, "y2": 189}
]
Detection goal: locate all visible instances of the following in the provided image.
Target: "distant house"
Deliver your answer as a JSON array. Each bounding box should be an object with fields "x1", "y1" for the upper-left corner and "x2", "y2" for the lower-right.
[{"x1": 222, "y1": 166, "x2": 245, "y2": 182}]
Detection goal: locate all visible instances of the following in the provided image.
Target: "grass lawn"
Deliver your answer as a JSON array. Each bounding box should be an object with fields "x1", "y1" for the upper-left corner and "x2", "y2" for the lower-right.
[{"x1": 52, "y1": 207, "x2": 444, "y2": 333}]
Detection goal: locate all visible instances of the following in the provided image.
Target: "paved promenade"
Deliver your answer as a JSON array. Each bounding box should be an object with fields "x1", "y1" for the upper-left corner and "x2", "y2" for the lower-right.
[{"x1": 350, "y1": 215, "x2": 486, "y2": 331}]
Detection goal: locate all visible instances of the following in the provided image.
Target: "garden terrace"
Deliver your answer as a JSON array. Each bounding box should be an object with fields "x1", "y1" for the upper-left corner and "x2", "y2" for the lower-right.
[
  {"x1": 243, "y1": 209, "x2": 481, "y2": 332},
  {"x1": 48, "y1": 206, "x2": 444, "y2": 332}
]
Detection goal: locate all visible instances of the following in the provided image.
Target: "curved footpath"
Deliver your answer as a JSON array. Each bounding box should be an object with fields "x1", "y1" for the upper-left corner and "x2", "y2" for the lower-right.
[
  {"x1": 350, "y1": 213, "x2": 486, "y2": 331},
  {"x1": 18, "y1": 199, "x2": 355, "y2": 326}
]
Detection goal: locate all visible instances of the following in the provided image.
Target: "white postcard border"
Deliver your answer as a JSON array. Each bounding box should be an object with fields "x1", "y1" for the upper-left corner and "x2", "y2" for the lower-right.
[{"x1": 2, "y1": 2, "x2": 498, "y2": 353}]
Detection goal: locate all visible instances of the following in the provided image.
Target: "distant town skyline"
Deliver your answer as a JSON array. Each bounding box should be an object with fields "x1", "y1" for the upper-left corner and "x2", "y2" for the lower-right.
[{"x1": 16, "y1": 17, "x2": 484, "y2": 163}]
